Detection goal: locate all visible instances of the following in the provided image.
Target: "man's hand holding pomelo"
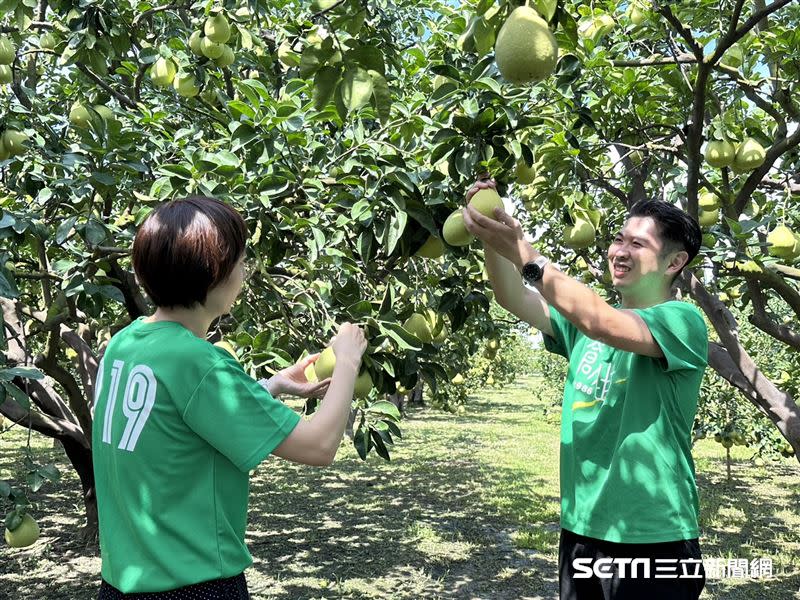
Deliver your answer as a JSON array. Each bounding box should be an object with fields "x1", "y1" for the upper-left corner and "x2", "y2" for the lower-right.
[{"x1": 462, "y1": 178, "x2": 538, "y2": 270}]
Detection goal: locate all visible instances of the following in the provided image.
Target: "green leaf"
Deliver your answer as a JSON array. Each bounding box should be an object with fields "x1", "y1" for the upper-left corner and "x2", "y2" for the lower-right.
[
  {"x1": 386, "y1": 420, "x2": 403, "y2": 439},
  {"x1": 370, "y1": 428, "x2": 391, "y2": 460},
  {"x1": 369, "y1": 70, "x2": 391, "y2": 124},
  {"x1": 313, "y1": 66, "x2": 340, "y2": 111},
  {"x1": 386, "y1": 210, "x2": 407, "y2": 255},
  {"x1": 429, "y1": 64, "x2": 461, "y2": 80},
  {"x1": 237, "y1": 25, "x2": 253, "y2": 49},
  {"x1": 0, "y1": 367, "x2": 44, "y2": 381},
  {"x1": 473, "y1": 76, "x2": 502, "y2": 95},
  {"x1": 346, "y1": 45, "x2": 384, "y2": 76},
  {"x1": 0, "y1": 271, "x2": 18, "y2": 299},
  {"x1": 340, "y1": 66, "x2": 373, "y2": 113},
  {"x1": 5, "y1": 510, "x2": 22, "y2": 532},
  {"x1": 366, "y1": 400, "x2": 401, "y2": 421},
  {"x1": 84, "y1": 219, "x2": 108, "y2": 247},
  {"x1": 299, "y1": 43, "x2": 328, "y2": 78},
  {"x1": 1, "y1": 382, "x2": 30, "y2": 410},
  {"x1": 334, "y1": 80, "x2": 348, "y2": 121},
  {"x1": 26, "y1": 472, "x2": 45, "y2": 493},
  {"x1": 226, "y1": 101, "x2": 256, "y2": 120},
  {"x1": 38, "y1": 464, "x2": 60, "y2": 482},
  {"x1": 535, "y1": 0, "x2": 558, "y2": 22},
  {"x1": 380, "y1": 321, "x2": 422, "y2": 351},
  {"x1": 158, "y1": 164, "x2": 193, "y2": 179},
  {"x1": 473, "y1": 17, "x2": 495, "y2": 56},
  {"x1": 90, "y1": 171, "x2": 116, "y2": 186},
  {"x1": 55, "y1": 216, "x2": 78, "y2": 245},
  {"x1": 353, "y1": 426, "x2": 370, "y2": 460},
  {"x1": 457, "y1": 17, "x2": 478, "y2": 53}
]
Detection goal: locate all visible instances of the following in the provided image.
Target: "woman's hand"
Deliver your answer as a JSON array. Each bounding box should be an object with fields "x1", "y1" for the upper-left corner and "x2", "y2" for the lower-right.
[{"x1": 259, "y1": 353, "x2": 330, "y2": 399}]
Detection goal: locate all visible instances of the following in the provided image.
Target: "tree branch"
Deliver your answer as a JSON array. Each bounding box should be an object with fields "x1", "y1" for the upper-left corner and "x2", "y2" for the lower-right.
[
  {"x1": 717, "y1": 66, "x2": 785, "y2": 131},
  {"x1": 588, "y1": 176, "x2": 630, "y2": 208},
  {"x1": 60, "y1": 326, "x2": 99, "y2": 410},
  {"x1": 0, "y1": 399, "x2": 89, "y2": 449},
  {"x1": 681, "y1": 270, "x2": 800, "y2": 454},
  {"x1": 32, "y1": 327, "x2": 93, "y2": 440},
  {"x1": 747, "y1": 290, "x2": 800, "y2": 351},
  {"x1": 612, "y1": 53, "x2": 697, "y2": 68},
  {"x1": 132, "y1": 4, "x2": 187, "y2": 28},
  {"x1": 311, "y1": 0, "x2": 348, "y2": 18},
  {"x1": 656, "y1": 4, "x2": 703, "y2": 59},
  {"x1": 76, "y1": 62, "x2": 138, "y2": 110}
]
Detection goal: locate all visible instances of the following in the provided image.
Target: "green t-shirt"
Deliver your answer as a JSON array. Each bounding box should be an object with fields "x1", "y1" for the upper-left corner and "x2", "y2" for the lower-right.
[
  {"x1": 91, "y1": 317, "x2": 301, "y2": 593},
  {"x1": 543, "y1": 300, "x2": 708, "y2": 543}
]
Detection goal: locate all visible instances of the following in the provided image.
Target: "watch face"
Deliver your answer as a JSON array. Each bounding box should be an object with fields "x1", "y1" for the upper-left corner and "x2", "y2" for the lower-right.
[{"x1": 523, "y1": 263, "x2": 541, "y2": 283}]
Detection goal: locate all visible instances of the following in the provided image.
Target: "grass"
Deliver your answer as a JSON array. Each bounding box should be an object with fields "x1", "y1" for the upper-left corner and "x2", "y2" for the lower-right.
[{"x1": 1, "y1": 375, "x2": 799, "y2": 599}]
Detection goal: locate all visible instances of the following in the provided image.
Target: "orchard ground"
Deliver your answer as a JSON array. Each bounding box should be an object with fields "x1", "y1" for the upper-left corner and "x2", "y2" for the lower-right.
[{"x1": 1, "y1": 376, "x2": 799, "y2": 600}]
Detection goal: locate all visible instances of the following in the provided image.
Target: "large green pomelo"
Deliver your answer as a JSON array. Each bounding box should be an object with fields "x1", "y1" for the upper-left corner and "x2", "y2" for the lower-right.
[
  {"x1": 515, "y1": 159, "x2": 537, "y2": 184},
  {"x1": 354, "y1": 371, "x2": 373, "y2": 398},
  {"x1": 732, "y1": 137, "x2": 766, "y2": 172},
  {"x1": 150, "y1": 57, "x2": 177, "y2": 87},
  {"x1": 403, "y1": 312, "x2": 433, "y2": 343},
  {"x1": 494, "y1": 6, "x2": 558, "y2": 85},
  {"x1": 698, "y1": 207, "x2": 719, "y2": 227},
  {"x1": 704, "y1": 140, "x2": 735, "y2": 168},
  {"x1": 469, "y1": 188, "x2": 503, "y2": 219},
  {"x1": 204, "y1": 14, "x2": 231, "y2": 44},
  {"x1": 442, "y1": 210, "x2": 474, "y2": 247},
  {"x1": 5, "y1": 514, "x2": 40, "y2": 548},
  {"x1": 314, "y1": 346, "x2": 336, "y2": 380},
  {"x1": 174, "y1": 73, "x2": 200, "y2": 97},
  {"x1": 1, "y1": 130, "x2": 27, "y2": 156},
  {"x1": 415, "y1": 235, "x2": 445, "y2": 258},
  {"x1": 564, "y1": 218, "x2": 596, "y2": 248},
  {"x1": 767, "y1": 225, "x2": 800, "y2": 260},
  {"x1": 698, "y1": 191, "x2": 720, "y2": 210},
  {"x1": 0, "y1": 36, "x2": 15, "y2": 65}
]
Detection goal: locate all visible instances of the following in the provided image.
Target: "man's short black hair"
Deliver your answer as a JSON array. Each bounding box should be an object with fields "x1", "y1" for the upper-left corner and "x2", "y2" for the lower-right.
[{"x1": 628, "y1": 199, "x2": 701, "y2": 275}]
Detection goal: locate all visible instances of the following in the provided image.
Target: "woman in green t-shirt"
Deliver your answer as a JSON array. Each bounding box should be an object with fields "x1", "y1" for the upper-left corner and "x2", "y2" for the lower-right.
[{"x1": 93, "y1": 196, "x2": 367, "y2": 599}]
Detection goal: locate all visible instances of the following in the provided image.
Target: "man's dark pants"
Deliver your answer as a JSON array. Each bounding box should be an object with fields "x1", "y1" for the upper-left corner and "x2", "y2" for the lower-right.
[{"x1": 559, "y1": 528, "x2": 706, "y2": 600}]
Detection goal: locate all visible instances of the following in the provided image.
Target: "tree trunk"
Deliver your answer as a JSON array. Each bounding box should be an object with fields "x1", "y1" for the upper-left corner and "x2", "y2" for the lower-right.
[
  {"x1": 411, "y1": 383, "x2": 424, "y2": 406},
  {"x1": 388, "y1": 392, "x2": 406, "y2": 413},
  {"x1": 60, "y1": 437, "x2": 98, "y2": 545},
  {"x1": 682, "y1": 272, "x2": 800, "y2": 462}
]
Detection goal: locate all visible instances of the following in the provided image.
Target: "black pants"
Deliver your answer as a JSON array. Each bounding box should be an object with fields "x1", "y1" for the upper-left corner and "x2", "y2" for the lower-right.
[
  {"x1": 98, "y1": 573, "x2": 249, "y2": 600},
  {"x1": 559, "y1": 528, "x2": 706, "y2": 600}
]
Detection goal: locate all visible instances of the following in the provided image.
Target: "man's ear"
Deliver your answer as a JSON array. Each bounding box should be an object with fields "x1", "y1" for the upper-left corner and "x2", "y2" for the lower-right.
[{"x1": 666, "y1": 250, "x2": 689, "y2": 275}]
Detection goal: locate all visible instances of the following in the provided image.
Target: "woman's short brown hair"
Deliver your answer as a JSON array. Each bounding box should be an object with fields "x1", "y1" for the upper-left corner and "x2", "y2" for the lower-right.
[{"x1": 132, "y1": 196, "x2": 248, "y2": 309}]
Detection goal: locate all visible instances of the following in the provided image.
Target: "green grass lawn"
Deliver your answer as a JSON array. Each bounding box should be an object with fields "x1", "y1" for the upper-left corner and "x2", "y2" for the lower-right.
[{"x1": 1, "y1": 376, "x2": 799, "y2": 599}]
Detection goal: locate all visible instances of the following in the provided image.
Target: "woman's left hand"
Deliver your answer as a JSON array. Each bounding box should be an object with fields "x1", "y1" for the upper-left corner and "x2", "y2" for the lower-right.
[{"x1": 260, "y1": 353, "x2": 330, "y2": 399}]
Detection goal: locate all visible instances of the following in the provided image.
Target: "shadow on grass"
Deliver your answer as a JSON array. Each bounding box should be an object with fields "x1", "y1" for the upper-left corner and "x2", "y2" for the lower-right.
[
  {"x1": 0, "y1": 394, "x2": 562, "y2": 600},
  {"x1": 697, "y1": 462, "x2": 800, "y2": 557},
  {"x1": 242, "y1": 409, "x2": 561, "y2": 598}
]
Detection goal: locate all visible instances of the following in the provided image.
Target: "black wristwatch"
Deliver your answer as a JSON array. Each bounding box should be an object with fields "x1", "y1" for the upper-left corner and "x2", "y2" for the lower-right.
[{"x1": 521, "y1": 256, "x2": 550, "y2": 285}]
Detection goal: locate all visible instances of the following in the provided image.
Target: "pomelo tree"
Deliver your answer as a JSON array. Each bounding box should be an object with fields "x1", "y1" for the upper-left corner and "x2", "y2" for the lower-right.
[{"x1": 1, "y1": 0, "x2": 799, "y2": 543}]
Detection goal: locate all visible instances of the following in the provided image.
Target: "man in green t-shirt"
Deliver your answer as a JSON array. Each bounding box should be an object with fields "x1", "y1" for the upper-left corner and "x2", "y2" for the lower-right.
[{"x1": 463, "y1": 180, "x2": 707, "y2": 600}]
